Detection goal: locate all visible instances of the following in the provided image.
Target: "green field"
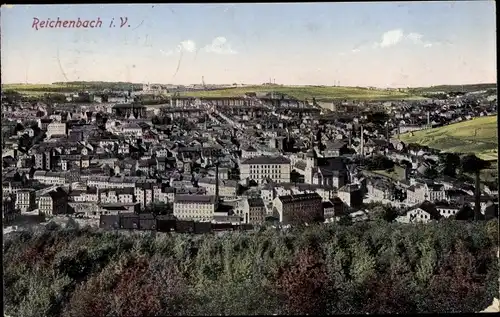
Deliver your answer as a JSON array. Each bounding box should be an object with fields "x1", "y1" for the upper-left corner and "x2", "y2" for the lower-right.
[
  {"x1": 2, "y1": 82, "x2": 143, "y2": 96},
  {"x1": 178, "y1": 85, "x2": 426, "y2": 101},
  {"x1": 399, "y1": 116, "x2": 498, "y2": 161},
  {"x1": 409, "y1": 83, "x2": 497, "y2": 94},
  {"x1": 4, "y1": 82, "x2": 495, "y2": 100}
]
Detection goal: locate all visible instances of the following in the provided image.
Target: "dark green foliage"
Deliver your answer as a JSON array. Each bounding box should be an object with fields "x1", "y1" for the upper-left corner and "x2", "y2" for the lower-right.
[{"x1": 3, "y1": 220, "x2": 499, "y2": 316}]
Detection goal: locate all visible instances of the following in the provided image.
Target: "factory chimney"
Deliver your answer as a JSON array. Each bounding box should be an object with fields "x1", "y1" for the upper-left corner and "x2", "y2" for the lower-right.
[
  {"x1": 215, "y1": 161, "x2": 220, "y2": 203},
  {"x1": 360, "y1": 125, "x2": 364, "y2": 156},
  {"x1": 427, "y1": 111, "x2": 430, "y2": 128}
]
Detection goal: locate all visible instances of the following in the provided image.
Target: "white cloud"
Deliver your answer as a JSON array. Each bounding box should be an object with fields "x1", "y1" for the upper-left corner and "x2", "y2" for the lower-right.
[
  {"x1": 204, "y1": 36, "x2": 237, "y2": 55},
  {"x1": 407, "y1": 32, "x2": 423, "y2": 44},
  {"x1": 177, "y1": 40, "x2": 197, "y2": 53},
  {"x1": 373, "y1": 30, "x2": 439, "y2": 49},
  {"x1": 352, "y1": 48, "x2": 361, "y2": 53},
  {"x1": 379, "y1": 29, "x2": 405, "y2": 48}
]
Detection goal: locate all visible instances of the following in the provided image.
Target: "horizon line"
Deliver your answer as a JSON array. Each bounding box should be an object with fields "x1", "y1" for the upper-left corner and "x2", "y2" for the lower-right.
[{"x1": 1, "y1": 81, "x2": 497, "y2": 89}]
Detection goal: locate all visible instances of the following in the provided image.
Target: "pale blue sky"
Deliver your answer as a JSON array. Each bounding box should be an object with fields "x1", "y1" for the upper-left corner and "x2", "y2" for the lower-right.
[{"x1": 1, "y1": 2, "x2": 496, "y2": 87}]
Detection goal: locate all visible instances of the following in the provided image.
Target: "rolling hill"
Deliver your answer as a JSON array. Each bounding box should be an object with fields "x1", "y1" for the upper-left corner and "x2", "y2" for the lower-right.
[
  {"x1": 2, "y1": 82, "x2": 143, "y2": 95},
  {"x1": 178, "y1": 85, "x2": 426, "y2": 101},
  {"x1": 2, "y1": 83, "x2": 426, "y2": 100},
  {"x1": 409, "y1": 83, "x2": 497, "y2": 94},
  {"x1": 399, "y1": 116, "x2": 498, "y2": 161}
]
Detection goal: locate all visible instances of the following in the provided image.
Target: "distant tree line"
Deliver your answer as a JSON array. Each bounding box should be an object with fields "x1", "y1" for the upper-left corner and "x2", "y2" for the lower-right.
[
  {"x1": 51, "y1": 81, "x2": 144, "y2": 91},
  {"x1": 3, "y1": 220, "x2": 498, "y2": 316}
]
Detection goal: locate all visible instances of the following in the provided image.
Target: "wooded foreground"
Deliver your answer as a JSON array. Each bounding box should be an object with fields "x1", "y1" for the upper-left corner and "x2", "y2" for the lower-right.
[{"x1": 4, "y1": 220, "x2": 499, "y2": 316}]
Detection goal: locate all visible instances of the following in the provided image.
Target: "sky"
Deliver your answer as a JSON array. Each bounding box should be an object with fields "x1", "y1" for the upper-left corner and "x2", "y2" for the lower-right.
[{"x1": 1, "y1": 2, "x2": 497, "y2": 87}]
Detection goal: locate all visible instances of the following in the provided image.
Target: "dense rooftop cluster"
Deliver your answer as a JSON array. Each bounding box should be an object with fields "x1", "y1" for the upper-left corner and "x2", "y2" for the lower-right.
[{"x1": 1, "y1": 89, "x2": 498, "y2": 232}]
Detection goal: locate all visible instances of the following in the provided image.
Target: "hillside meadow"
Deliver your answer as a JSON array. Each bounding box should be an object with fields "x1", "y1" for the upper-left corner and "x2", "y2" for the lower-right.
[
  {"x1": 400, "y1": 116, "x2": 498, "y2": 161},
  {"x1": 3, "y1": 220, "x2": 499, "y2": 316},
  {"x1": 2, "y1": 82, "x2": 142, "y2": 96},
  {"x1": 178, "y1": 85, "x2": 426, "y2": 101}
]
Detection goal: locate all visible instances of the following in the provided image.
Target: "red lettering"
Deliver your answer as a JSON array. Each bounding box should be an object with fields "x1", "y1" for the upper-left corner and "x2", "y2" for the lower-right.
[
  {"x1": 32, "y1": 17, "x2": 40, "y2": 30},
  {"x1": 31, "y1": 17, "x2": 107, "y2": 29}
]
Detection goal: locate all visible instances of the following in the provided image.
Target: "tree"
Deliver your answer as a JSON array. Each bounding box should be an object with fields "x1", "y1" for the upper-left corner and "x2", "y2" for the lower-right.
[
  {"x1": 426, "y1": 240, "x2": 486, "y2": 313},
  {"x1": 366, "y1": 154, "x2": 394, "y2": 170},
  {"x1": 43, "y1": 93, "x2": 67, "y2": 103},
  {"x1": 394, "y1": 188, "x2": 407, "y2": 202},
  {"x1": 275, "y1": 248, "x2": 328, "y2": 315},
  {"x1": 423, "y1": 166, "x2": 439, "y2": 179},
  {"x1": 287, "y1": 208, "x2": 323, "y2": 226},
  {"x1": 460, "y1": 154, "x2": 490, "y2": 220},
  {"x1": 367, "y1": 111, "x2": 390, "y2": 125},
  {"x1": 371, "y1": 205, "x2": 399, "y2": 222},
  {"x1": 438, "y1": 152, "x2": 461, "y2": 178}
]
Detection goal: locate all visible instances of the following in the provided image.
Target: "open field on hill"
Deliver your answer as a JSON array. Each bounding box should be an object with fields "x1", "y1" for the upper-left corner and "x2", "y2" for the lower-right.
[
  {"x1": 2, "y1": 84, "x2": 85, "y2": 96},
  {"x1": 2, "y1": 82, "x2": 143, "y2": 95},
  {"x1": 409, "y1": 83, "x2": 497, "y2": 94},
  {"x1": 4, "y1": 83, "x2": 494, "y2": 100},
  {"x1": 399, "y1": 116, "x2": 498, "y2": 161},
  {"x1": 178, "y1": 85, "x2": 427, "y2": 101}
]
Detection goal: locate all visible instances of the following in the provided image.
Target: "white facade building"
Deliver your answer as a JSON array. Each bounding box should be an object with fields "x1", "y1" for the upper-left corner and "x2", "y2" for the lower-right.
[{"x1": 240, "y1": 156, "x2": 291, "y2": 184}]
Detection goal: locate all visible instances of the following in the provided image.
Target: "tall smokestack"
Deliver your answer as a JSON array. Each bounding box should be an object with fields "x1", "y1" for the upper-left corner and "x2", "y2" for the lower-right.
[
  {"x1": 427, "y1": 111, "x2": 430, "y2": 128},
  {"x1": 215, "y1": 161, "x2": 220, "y2": 203},
  {"x1": 360, "y1": 125, "x2": 364, "y2": 156}
]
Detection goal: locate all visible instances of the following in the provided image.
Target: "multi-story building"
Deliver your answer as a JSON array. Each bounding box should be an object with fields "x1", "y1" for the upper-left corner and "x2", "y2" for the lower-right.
[
  {"x1": 38, "y1": 187, "x2": 68, "y2": 216},
  {"x1": 33, "y1": 171, "x2": 67, "y2": 185},
  {"x1": 33, "y1": 150, "x2": 55, "y2": 170},
  {"x1": 134, "y1": 181, "x2": 165, "y2": 209},
  {"x1": 406, "y1": 183, "x2": 446, "y2": 204},
  {"x1": 173, "y1": 195, "x2": 217, "y2": 221},
  {"x1": 337, "y1": 184, "x2": 363, "y2": 208},
  {"x1": 46, "y1": 121, "x2": 67, "y2": 138},
  {"x1": 15, "y1": 188, "x2": 36, "y2": 212},
  {"x1": 240, "y1": 156, "x2": 291, "y2": 184},
  {"x1": 272, "y1": 192, "x2": 323, "y2": 224},
  {"x1": 366, "y1": 179, "x2": 393, "y2": 201},
  {"x1": 198, "y1": 178, "x2": 238, "y2": 199},
  {"x1": 100, "y1": 188, "x2": 135, "y2": 204},
  {"x1": 245, "y1": 198, "x2": 266, "y2": 224}
]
